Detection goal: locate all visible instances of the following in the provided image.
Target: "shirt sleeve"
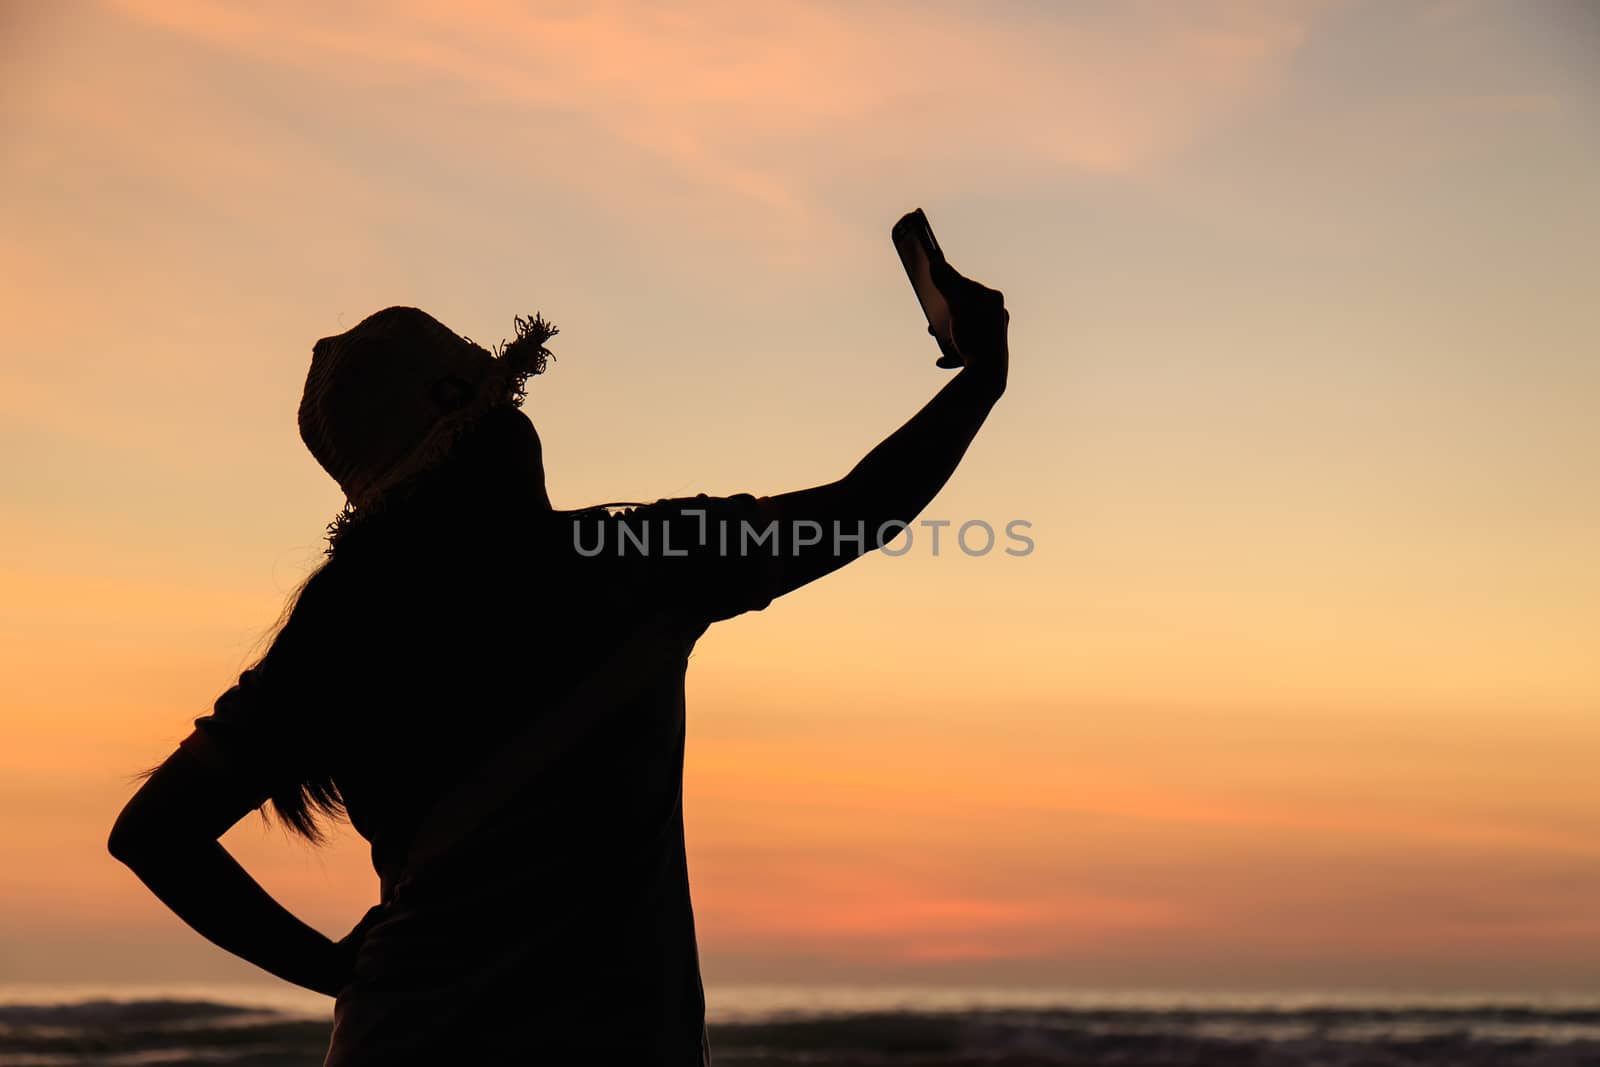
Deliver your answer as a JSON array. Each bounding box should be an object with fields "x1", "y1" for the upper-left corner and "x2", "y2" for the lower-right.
[
  {"x1": 179, "y1": 568, "x2": 341, "y2": 791},
  {"x1": 601, "y1": 492, "x2": 781, "y2": 624}
]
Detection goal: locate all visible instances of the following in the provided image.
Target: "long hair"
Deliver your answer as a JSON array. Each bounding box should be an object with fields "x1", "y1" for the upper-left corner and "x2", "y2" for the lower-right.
[
  {"x1": 251, "y1": 560, "x2": 339, "y2": 842},
  {"x1": 258, "y1": 405, "x2": 548, "y2": 842}
]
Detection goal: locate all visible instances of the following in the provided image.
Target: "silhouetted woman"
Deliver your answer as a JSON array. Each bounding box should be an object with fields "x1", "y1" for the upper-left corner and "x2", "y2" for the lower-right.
[{"x1": 109, "y1": 262, "x2": 1008, "y2": 1065}]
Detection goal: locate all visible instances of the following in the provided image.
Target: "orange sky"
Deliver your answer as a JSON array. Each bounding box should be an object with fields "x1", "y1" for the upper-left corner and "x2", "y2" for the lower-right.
[{"x1": 3, "y1": 1, "x2": 1598, "y2": 994}]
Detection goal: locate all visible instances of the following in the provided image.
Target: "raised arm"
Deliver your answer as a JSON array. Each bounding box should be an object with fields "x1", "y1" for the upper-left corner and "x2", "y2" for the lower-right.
[{"x1": 760, "y1": 262, "x2": 1010, "y2": 598}]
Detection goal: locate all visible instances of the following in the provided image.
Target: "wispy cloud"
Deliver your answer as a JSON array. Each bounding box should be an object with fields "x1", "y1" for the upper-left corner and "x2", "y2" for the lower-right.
[{"x1": 97, "y1": 0, "x2": 1327, "y2": 245}]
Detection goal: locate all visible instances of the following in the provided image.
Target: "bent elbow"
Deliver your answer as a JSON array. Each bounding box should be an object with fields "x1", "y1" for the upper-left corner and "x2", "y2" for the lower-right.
[
  {"x1": 107, "y1": 814, "x2": 143, "y2": 866},
  {"x1": 107, "y1": 803, "x2": 166, "y2": 868},
  {"x1": 108, "y1": 746, "x2": 246, "y2": 869}
]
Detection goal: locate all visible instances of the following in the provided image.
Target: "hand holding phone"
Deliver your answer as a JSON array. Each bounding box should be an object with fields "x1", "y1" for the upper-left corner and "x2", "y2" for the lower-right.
[
  {"x1": 892, "y1": 209, "x2": 1009, "y2": 382},
  {"x1": 892, "y1": 209, "x2": 962, "y2": 368}
]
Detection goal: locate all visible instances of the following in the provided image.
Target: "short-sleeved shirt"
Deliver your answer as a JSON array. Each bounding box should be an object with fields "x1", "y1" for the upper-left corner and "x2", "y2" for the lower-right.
[{"x1": 183, "y1": 493, "x2": 779, "y2": 1065}]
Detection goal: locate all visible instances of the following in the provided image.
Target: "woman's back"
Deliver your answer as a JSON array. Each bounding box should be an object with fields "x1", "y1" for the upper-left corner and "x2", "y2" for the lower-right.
[
  {"x1": 318, "y1": 539, "x2": 716, "y2": 1062},
  {"x1": 314, "y1": 491, "x2": 772, "y2": 1062},
  {"x1": 182, "y1": 417, "x2": 729, "y2": 1060}
]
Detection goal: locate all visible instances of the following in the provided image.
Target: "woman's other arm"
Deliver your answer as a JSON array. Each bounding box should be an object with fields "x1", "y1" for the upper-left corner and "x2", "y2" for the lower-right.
[{"x1": 107, "y1": 745, "x2": 355, "y2": 997}]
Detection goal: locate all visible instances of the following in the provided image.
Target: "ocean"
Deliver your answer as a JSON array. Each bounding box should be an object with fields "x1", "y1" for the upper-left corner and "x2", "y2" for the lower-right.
[{"x1": 2, "y1": 984, "x2": 1598, "y2": 1065}]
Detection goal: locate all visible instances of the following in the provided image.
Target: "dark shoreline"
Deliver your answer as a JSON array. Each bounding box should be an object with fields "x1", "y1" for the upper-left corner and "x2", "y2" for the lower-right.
[{"x1": 4, "y1": 998, "x2": 1600, "y2": 1066}]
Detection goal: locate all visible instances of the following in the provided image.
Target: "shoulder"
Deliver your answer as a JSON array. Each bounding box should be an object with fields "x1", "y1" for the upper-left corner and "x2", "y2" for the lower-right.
[
  {"x1": 603, "y1": 493, "x2": 765, "y2": 528},
  {"x1": 258, "y1": 555, "x2": 377, "y2": 681},
  {"x1": 561, "y1": 494, "x2": 779, "y2": 622},
  {"x1": 278, "y1": 558, "x2": 350, "y2": 636},
  {"x1": 566, "y1": 494, "x2": 768, "y2": 550}
]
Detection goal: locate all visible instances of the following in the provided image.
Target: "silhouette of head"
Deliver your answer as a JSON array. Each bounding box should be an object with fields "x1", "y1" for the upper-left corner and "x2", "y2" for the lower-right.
[{"x1": 298, "y1": 306, "x2": 558, "y2": 542}]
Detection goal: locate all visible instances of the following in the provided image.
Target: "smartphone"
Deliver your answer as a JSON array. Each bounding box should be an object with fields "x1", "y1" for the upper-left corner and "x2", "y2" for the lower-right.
[{"x1": 892, "y1": 208, "x2": 964, "y2": 369}]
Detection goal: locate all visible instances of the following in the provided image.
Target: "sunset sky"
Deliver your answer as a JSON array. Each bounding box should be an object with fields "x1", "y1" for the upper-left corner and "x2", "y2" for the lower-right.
[{"x1": 3, "y1": 1, "x2": 1598, "y2": 996}]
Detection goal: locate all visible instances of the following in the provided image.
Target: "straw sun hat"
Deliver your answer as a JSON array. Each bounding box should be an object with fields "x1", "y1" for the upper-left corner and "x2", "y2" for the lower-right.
[{"x1": 298, "y1": 306, "x2": 558, "y2": 546}]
